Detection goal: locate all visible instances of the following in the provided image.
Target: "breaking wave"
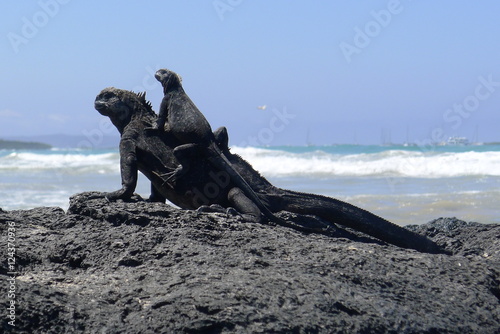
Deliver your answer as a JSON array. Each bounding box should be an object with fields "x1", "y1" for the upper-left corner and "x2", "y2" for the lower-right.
[
  {"x1": 232, "y1": 147, "x2": 500, "y2": 178},
  {"x1": 1, "y1": 146, "x2": 499, "y2": 178},
  {"x1": 0, "y1": 150, "x2": 120, "y2": 174}
]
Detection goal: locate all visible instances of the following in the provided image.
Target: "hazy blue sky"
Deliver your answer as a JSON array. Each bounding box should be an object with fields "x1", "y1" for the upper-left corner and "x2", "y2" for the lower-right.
[{"x1": 1, "y1": 1, "x2": 499, "y2": 145}]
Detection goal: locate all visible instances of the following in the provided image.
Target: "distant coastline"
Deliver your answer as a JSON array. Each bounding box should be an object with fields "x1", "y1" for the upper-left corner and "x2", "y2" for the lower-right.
[
  {"x1": 4, "y1": 134, "x2": 119, "y2": 149},
  {"x1": 0, "y1": 139, "x2": 52, "y2": 150}
]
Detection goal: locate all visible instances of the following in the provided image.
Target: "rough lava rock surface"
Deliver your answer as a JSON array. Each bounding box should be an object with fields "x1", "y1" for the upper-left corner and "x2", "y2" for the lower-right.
[{"x1": 1, "y1": 192, "x2": 499, "y2": 333}]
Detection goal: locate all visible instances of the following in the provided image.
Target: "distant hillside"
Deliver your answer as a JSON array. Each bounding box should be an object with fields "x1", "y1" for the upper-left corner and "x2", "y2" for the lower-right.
[
  {"x1": 5, "y1": 134, "x2": 120, "y2": 149},
  {"x1": 0, "y1": 139, "x2": 52, "y2": 150}
]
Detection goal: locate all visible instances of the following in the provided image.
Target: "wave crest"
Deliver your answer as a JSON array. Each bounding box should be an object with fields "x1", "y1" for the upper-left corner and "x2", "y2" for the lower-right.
[
  {"x1": 0, "y1": 151, "x2": 120, "y2": 174},
  {"x1": 232, "y1": 147, "x2": 500, "y2": 178},
  {"x1": 2, "y1": 147, "x2": 499, "y2": 178}
]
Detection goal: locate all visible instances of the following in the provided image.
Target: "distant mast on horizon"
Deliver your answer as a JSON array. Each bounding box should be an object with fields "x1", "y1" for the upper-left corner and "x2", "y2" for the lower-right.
[
  {"x1": 305, "y1": 127, "x2": 313, "y2": 147},
  {"x1": 381, "y1": 128, "x2": 392, "y2": 146}
]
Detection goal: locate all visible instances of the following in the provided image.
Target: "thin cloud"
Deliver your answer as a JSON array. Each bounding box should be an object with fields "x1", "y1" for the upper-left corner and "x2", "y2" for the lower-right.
[
  {"x1": 47, "y1": 113, "x2": 69, "y2": 123},
  {"x1": 0, "y1": 109, "x2": 22, "y2": 118}
]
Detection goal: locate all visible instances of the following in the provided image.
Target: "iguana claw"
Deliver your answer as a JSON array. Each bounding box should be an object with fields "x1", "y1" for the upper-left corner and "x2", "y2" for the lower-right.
[{"x1": 159, "y1": 165, "x2": 186, "y2": 187}]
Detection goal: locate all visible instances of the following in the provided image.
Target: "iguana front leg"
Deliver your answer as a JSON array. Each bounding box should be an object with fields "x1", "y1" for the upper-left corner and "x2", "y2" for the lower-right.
[
  {"x1": 148, "y1": 183, "x2": 166, "y2": 203},
  {"x1": 156, "y1": 93, "x2": 170, "y2": 130},
  {"x1": 143, "y1": 92, "x2": 171, "y2": 134},
  {"x1": 106, "y1": 136, "x2": 138, "y2": 200}
]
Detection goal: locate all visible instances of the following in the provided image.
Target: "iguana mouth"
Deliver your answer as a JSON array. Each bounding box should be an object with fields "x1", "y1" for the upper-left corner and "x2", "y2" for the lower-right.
[{"x1": 94, "y1": 101, "x2": 108, "y2": 114}]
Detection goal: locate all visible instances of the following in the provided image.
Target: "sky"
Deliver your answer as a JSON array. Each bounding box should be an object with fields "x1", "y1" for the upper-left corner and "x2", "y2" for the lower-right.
[{"x1": 1, "y1": 1, "x2": 500, "y2": 146}]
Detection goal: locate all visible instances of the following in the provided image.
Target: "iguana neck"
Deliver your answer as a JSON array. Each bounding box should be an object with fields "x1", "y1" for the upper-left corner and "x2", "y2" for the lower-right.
[
  {"x1": 163, "y1": 85, "x2": 184, "y2": 95},
  {"x1": 111, "y1": 118, "x2": 127, "y2": 135}
]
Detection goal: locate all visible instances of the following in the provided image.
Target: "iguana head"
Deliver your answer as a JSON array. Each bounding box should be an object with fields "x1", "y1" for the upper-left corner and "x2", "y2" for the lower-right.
[
  {"x1": 94, "y1": 87, "x2": 154, "y2": 133},
  {"x1": 155, "y1": 68, "x2": 182, "y2": 94}
]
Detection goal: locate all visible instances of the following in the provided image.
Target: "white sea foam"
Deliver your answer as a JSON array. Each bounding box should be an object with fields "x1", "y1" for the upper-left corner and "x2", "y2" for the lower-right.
[
  {"x1": 1, "y1": 148, "x2": 499, "y2": 179},
  {"x1": 232, "y1": 147, "x2": 500, "y2": 178},
  {"x1": 1, "y1": 146, "x2": 498, "y2": 224},
  {"x1": 0, "y1": 151, "x2": 119, "y2": 174}
]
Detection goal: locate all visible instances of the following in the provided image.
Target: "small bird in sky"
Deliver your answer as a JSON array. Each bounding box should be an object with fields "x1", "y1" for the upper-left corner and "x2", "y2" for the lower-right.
[{"x1": 257, "y1": 105, "x2": 267, "y2": 110}]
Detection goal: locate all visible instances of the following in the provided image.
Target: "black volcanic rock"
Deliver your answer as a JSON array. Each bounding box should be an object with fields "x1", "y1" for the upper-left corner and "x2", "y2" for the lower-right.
[{"x1": 1, "y1": 192, "x2": 499, "y2": 333}]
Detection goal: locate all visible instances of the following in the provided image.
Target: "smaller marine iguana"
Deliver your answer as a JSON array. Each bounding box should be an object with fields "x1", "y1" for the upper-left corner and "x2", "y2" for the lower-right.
[{"x1": 150, "y1": 68, "x2": 298, "y2": 229}]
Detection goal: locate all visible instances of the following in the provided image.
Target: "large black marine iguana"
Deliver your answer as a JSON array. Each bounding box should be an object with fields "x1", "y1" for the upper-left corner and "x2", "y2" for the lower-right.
[
  {"x1": 94, "y1": 87, "x2": 306, "y2": 226},
  {"x1": 94, "y1": 87, "x2": 444, "y2": 253},
  {"x1": 149, "y1": 68, "x2": 294, "y2": 229}
]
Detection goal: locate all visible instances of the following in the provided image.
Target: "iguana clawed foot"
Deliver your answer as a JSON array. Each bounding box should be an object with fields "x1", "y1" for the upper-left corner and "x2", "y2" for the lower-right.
[
  {"x1": 105, "y1": 188, "x2": 133, "y2": 201},
  {"x1": 159, "y1": 164, "x2": 187, "y2": 187},
  {"x1": 197, "y1": 204, "x2": 263, "y2": 224},
  {"x1": 104, "y1": 190, "x2": 143, "y2": 202}
]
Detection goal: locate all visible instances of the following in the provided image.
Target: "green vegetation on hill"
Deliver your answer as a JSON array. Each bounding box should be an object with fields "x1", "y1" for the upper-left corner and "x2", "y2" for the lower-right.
[{"x1": 0, "y1": 139, "x2": 52, "y2": 150}]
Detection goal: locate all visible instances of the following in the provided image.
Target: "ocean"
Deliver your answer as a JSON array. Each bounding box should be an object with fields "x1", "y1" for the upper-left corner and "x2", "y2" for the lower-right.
[{"x1": 1, "y1": 144, "x2": 499, "y2": 226}]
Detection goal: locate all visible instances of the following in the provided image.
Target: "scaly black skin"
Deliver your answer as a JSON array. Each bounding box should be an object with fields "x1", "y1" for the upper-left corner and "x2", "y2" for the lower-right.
[
  {"x1": 94, "y1": 87, "x2": 281, "y2": 223},
  {"x1": 95, "y1": 88, "x2": 326, "y2": 232},
  {"x1": 95, "y1": 87, "x2": 444, "y2": 253},
  {"x1": 212, "y1": 127, "x2": 446, "y2": 254},
  {"x1": 152, "y1": 68, "x2": 298, "y2": 230},
  {"x1": 95, "y1": 87, "x2": 325, "y2": 228}
]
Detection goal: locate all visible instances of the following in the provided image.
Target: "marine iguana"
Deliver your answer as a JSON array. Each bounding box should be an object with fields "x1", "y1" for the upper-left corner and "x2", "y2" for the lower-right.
[
  {"x1": 95, "y1": 87, "x2": 444, "y2": 253},
  {"x1": 150, "y1": 68, "x2": 292, "y2": 228},
  {"x1": 94, "y1": 87, "x2": 303, "y2": 225}
]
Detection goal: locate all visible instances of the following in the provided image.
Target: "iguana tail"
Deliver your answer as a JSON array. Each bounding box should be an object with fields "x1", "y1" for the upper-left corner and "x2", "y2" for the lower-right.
[{"x1": 274, "y1": 189, "x2": 446, "y2": 254}]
